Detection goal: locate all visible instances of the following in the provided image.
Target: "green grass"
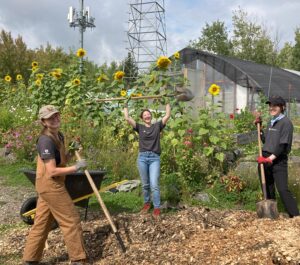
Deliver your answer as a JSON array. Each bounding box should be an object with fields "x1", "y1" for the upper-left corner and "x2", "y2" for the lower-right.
[
  {"x1": 0, "y1": 160, "x2": 34, "y2": 187},
  {"x1": 0, "y1": 222, "x2": 27, "y2": 235},
  {"x1": 88, "y1": 187, "x2": 143, "y2": 214}
]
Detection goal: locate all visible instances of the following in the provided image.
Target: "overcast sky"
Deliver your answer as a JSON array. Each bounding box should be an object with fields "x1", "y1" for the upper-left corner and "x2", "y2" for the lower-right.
[{"x1": 0, "y1": 0, "x2": 299, "y2": 66}]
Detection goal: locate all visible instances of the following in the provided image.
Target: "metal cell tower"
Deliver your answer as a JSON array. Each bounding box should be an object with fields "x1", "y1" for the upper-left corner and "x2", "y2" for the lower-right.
[
  {"x1": 127, "y1": 0, "x2": 167, "y2": 72},
  {"x1": 67, "y1": 0, "x2": 95, "y2": 73}
]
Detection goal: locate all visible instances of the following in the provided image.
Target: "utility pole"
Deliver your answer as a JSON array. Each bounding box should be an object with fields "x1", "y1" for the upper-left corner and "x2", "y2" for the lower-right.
[{"x1": 67, "y1": 0, "x2": 95, "y2": 73}]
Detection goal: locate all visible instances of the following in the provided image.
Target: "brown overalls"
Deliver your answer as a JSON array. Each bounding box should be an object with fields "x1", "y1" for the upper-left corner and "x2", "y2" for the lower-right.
[{"x1": 23, "y1": 138, "x2": 86, "y2": 262}]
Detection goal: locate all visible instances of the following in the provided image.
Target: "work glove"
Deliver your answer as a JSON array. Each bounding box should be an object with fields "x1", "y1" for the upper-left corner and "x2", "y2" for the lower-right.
[
  {"x1": 257, "y1": 156, "x2": 273, "y2": 164},
  {"x1": 253, "y1": 116, "x2": 262, "y2": 126},
  {"x1": 75, "y1": 159, "x2": 87, "y2": 171}
]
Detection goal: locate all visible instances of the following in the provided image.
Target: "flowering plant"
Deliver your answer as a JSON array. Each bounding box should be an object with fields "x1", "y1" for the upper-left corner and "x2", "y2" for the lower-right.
[{"x1": 208, "y1": 83, "x2": 221, "y2": 96}]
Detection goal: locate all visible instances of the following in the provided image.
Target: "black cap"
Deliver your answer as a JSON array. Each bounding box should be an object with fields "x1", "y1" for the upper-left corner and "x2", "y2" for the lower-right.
[{"x1": 266, "y1": 95, "x2": 286, "y2": 106}]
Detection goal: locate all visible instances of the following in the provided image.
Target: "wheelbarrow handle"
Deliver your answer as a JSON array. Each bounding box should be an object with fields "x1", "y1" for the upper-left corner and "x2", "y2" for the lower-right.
[{"x1": 75, "y1": 151, "x2": 126, "y2": 252}]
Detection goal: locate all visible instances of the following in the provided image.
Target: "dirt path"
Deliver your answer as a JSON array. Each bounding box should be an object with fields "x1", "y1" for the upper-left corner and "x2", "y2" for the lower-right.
[{"x1": 0, "y1": 178, "x2": 35, "y2": 225}]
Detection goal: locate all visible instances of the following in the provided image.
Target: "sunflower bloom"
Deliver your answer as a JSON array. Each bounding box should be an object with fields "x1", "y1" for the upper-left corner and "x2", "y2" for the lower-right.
[
  {"x1": 36, "y1": 73, "x2": 44, "y2": 80},
  {"x1": 72, "y1": 78, "x2": 81, "y2": 86},
  {"x1": 208, "y1": 84, "x2": 221, "y2": 96},
  {"x1": 173, "y1": 51, "x2": 180, "y2": 60},
  {"x1": 32, "y1": 66, "x2": 38, "y2": 72},
  {"x1": 4, "y1": 75, "x2": 12, "y2": 82},
  {"x1": 76, "y1": 48, "x2": 86, "y2": 57},
  {"x1": 156, "y1": 56, "x2": 171, "y2": 69},
  {"x1": 32, "y1": 61, "x2": 38, "y2": 68},
  {"x1": 16, "y1": 74, "x2": 23, "y2": 81},
  {"x1": 120, "y1": 90, "x2": 127, "y2": 97},
  {"x1": 97, "y1": 74, "x2": 109, "y2": 82},
  {"x1": 51, "y1": 72, "x2": 62, "y2": 79},
  {"x1": 35, "y1": 79, "x2": 42, "y2": 86},
  {"x1": 52, "y1": 68, "x2": 63, "y2": 73},
  {"x1": 114, "y1": 71, "x2": 125, "y2": 81}
]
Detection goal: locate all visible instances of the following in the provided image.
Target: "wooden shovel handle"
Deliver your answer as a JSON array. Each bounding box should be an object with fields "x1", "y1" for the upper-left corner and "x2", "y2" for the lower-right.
[
  {"x1": 257, "y1": 123, "x2": 268, "y2": 200},
  {"x1": 75, "y1": 151, "x2": 118, "y2": 232}
]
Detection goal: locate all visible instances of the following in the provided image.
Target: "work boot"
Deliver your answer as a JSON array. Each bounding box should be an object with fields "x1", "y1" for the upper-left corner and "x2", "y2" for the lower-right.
[
  {"x1": 152, "y1": 208, "x2": 160, "y2": 219},
  {"x1": 140, "y1": 203, "x2": 151, "y2": 213}
]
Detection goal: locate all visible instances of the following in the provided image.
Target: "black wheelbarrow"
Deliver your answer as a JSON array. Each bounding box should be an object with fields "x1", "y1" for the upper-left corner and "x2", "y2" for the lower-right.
[{"x1": 20, "y1": 169, "x2": 107, "y2": 225}]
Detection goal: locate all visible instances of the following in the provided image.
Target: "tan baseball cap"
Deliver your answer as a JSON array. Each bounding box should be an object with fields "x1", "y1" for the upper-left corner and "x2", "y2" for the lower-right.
[{"x1": 38, "y1": 105, "x2": 60, "y2": 120}]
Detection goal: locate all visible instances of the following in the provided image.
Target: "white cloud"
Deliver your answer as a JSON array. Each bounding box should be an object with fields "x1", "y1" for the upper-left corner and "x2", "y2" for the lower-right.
[{"x1": 0, "y1": 0, "x2": 299, "y2": 65}]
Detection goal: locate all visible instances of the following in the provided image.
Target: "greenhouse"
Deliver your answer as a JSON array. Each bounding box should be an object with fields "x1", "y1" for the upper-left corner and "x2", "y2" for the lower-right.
[{"x1": 180, "y1": 47, "x2": 300, "y2": 115}]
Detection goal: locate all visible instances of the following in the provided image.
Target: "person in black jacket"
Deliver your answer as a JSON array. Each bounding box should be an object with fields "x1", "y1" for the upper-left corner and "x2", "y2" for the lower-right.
[{"x1": 255, "y1": 95, "x2": 299, "y2": 217}]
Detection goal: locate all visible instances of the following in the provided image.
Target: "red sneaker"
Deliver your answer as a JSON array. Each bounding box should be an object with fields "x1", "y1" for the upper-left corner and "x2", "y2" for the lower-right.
[
  {"x1": 153, "y1": 208, "x2": 160, "y2": 218},
  {"x1": 141, "y1": 203, "x2": 151, "y2": 213}
]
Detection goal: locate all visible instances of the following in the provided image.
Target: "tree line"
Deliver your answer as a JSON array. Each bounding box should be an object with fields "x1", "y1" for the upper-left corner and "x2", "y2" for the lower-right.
[
  {"x1": 0, "y1": 30, "x2": 138, "y2": 85},
  {"x1": 189, "y1": 7, "x2": 300, "y2": 70}
]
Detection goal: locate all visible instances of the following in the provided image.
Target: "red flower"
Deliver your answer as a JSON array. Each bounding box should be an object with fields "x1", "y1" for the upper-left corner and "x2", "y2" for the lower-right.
[
  {"x1": 186, "y1": 128, "x2": 193, "y2": 134},
  {"x1": 229, "y1": 114, "x2": 234, "y2": 119},
  {"x1": 184, "y1": 140, "x2": 193, "y2": 148}
]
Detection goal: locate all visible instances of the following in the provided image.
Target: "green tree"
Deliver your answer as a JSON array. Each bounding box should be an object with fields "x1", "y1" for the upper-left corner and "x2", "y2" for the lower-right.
[
  {"x1": 232, "y1": 7, "x2": 277, "y2": 65},
  {"x1": 0, "y1": 30, "x2": 32, "y2": 83},
  {"x1": 277, "y1": 42, "x2": 293, "y2": 69},
  {"x1": 190, "y1": 20, "x2": 233, "y2": 56},
  {"x1": 291, "y1": 28, "x2": 300, "y2": 71},
  {"x1": 122, "y1": 52, "x2": 139, "y2": 88}
]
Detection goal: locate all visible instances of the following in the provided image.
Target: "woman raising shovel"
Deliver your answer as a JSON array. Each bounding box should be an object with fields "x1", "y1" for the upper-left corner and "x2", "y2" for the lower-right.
[{"x1": 124, "y1": 100, "x2": 171, "y2": 219}]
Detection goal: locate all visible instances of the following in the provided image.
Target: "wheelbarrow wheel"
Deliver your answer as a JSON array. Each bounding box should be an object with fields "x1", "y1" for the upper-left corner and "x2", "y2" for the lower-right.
[{"x1": 20, "y1": 196, "x2": 58, "y2": 229}]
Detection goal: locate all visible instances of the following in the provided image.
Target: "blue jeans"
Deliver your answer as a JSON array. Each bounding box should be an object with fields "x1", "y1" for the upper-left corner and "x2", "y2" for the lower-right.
[{"x1": 137, "y1": 151, "x2": 161, "y2": 209}]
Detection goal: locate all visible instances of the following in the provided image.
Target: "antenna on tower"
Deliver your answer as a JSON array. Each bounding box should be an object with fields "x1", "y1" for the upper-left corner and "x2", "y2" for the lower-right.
[
  {"x1": 67, "y1": 0, "x2": 96, "y2": 73},
  {"x1": 127, "y1": 0, "x2": 167, "y2": 73}
]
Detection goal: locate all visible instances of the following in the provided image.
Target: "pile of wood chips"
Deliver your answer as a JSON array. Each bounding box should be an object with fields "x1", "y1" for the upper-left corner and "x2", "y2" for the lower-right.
[{"x1": 1, "y1": 207, "x2": 300, "y2": 264}]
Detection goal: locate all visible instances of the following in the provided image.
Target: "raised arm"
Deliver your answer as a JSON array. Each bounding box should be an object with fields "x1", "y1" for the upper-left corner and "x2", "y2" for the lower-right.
[
  {"x1": 124, "y1": 106, "x2": 136, "y2": 128},
  {"x1": 162, "y1": 103, "x2": 171, "y2": 125}
]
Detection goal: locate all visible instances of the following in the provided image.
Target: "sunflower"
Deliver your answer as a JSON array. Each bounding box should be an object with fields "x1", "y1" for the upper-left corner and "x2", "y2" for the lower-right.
[
  {"x1": 156, "y1": 56, "x2": 171, "y2": 69},
  {"x1": 114, "y1": 71, "x2": 125, "y2": 81},
  {"x1": 52, "y1": 68, "x2": 63, "y2": 73},
  {"x1": 97, "y1": 74, "x2": 109, "y2": 82},
  {"x1": 120, "y1": 90, "x2": 127, "y2": 97},
  {"x1": 31, "y1": 61, "x2": 38, "y2": 68},
  {"x1": 72, "y1": 78, "x2": 81, "y2": 86},
  {"x1": 76, "y1": 48, "x2": 86, "y2": 57},
  {"x1": 36, "y1": 73, "x2": 44, "y2": 80},
  {"x1": 173, "y1": 51, "x2": 180, "y2": 60},
  {"x1": 16, "y1": 74, "x2": 23, "y2": 81},
  {"x1": 35, "y1": 79, "x2": 42, "y2": 86},
  {"x1": 51, "y1": 72, "x2": 62, "y2": 79},
  {"x1": 4, "y1": 75, "x2": 12, "y2": 82},
  {"x1": 32, "y1": 66, "x2": 38, "y2": 72},
  {"x1": 208, "y1": 83, "x2": 221, "y2": 96}
]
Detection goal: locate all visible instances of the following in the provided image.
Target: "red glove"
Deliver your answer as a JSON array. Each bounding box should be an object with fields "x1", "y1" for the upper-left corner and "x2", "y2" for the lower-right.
[
  {"x1": 254, "y1": 116, "x2": 262, "y2": 125},
  {"x1": 257, "y1": 156, "x2": 273, "y2": 164}
]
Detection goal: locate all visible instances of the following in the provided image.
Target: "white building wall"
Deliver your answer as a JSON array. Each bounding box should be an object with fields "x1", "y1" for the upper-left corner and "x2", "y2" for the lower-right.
[{"x1": 236, "y1": 84, "x2": 248, "y2": 112}]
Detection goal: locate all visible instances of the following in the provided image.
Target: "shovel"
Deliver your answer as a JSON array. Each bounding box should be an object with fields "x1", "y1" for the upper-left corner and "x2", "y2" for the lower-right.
[
  {"x1": 75, "y1": 151, "x2": 126, "y2": 252},
  {"x1": 255, "y1": 123, "x2": 279, "y2": 219},
  {"x1": 89, "y1": 88, "x2": 194, "y2": 103}
]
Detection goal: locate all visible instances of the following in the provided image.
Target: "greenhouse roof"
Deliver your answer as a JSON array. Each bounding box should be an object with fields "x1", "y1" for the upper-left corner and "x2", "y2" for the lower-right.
[{"x1": 180, "y1": 47, "x2": 300, "y2": 102}]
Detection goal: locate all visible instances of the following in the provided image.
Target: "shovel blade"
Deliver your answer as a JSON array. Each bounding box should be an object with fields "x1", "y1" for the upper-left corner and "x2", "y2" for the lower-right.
[
  {"x1": 175, "y1": 88, "x2": 194, "y2": 102},
  {"x1": 256, "y1": 199, "x2": 279, "y2": 219}
]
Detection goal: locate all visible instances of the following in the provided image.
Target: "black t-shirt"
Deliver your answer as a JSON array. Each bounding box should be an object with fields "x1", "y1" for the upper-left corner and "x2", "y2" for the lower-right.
[
  {"x1": 36, "y1": 134, "x2": 64, "y2": 165},
  {"x1": 134, "y1": 121, "x2": 165, "y2": 154},
  {"x1": 262, "y1": 116, "x2": 293, "y2": 156}
]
